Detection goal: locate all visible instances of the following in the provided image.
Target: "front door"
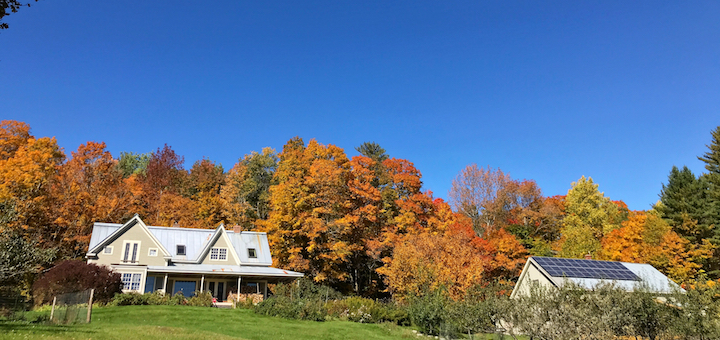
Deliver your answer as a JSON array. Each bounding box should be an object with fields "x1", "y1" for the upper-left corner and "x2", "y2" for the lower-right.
[{"x1": 207, "y1": 280, "x2": 226, "y2": 301}]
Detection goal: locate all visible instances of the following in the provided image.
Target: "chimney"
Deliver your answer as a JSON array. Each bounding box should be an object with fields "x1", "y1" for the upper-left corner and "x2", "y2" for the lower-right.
[
  {"x1": 172, "y1": 221, "x2": 179, "y2": 228},
  {"x1": 584, "y1": 253, "x2": 592, "y2": 260},
  {"x1": 233, "y1": 225, "x2": 242, "y2": 234}
]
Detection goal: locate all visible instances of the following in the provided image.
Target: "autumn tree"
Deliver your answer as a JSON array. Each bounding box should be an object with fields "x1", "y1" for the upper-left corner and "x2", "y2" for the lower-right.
[
  {"x1": 0, "y1": 122, "x2": 64, "y2": 236},
  {"x1": 185, "y1": 158, "x2": 225, "y2": 227},
  {"x1": 558, "y1": 176, "x2": 622, "y2": 258},
  {"x1": 449, "y1": 164, "x2": 556, "y2": 255},
  {"x1": 221, "y1": 148, "x2": 278, "y2": 228},
  {"x1": 138, "y1": 144, "x2": 195, "y2": 226},
  {"x1": 601, "y1": 210, "x2": 714, "y2": 282},
  {"x1": 47, "y1": 142, "x2": 135, "y2": 258},
  {"x1": 449, "y1": 165, "x2": 546, "y2": 236},
  {"x1": 258, "y1": 138, "x2": 355, "y2": 286},
  {"x1": 380, "y1": 219, "x2": 488, "y2": 301},
  {"x1": 0, "y1": 120, "x2": 32, "y2": 160}
]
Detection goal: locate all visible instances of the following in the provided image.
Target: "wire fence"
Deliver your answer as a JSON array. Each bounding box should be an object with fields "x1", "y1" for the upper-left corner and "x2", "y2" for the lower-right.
[
  {"x1": 50, "y1": 288, "x2": 94, "y2": 324},
  {"x1": 0, "y1": 287, "x2": 30, "y2": 320}
]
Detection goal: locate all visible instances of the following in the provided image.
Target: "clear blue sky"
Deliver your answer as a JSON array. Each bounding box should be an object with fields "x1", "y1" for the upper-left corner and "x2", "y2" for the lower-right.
[{"x1": 2, "y1": 1, "x2": 719, "y2": 211}]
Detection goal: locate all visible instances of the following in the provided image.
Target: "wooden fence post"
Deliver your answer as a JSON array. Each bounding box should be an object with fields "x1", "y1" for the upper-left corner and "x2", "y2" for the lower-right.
[
  {"x1": 86, "y1": 288, "x2": 95, "y2": 323},
  {"x1": 50, "y1": 296, "x2": 56, "y2": 322}
]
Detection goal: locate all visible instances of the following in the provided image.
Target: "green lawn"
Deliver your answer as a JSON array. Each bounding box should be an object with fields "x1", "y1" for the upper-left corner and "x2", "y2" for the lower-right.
[{"x1": 0, "y1": 305, "x2": 419, "y2": 340}]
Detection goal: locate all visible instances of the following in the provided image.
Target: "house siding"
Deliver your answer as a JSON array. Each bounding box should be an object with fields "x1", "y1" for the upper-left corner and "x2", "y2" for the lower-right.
[
  {"x1": 513, "y1": 262, "x2": 555, "y2": 298},
  {"x1": 201, "y1": 233, "x2": 240, "y2": 265},
  {"x1": 90, "y1": 222, "x2": 166, "y2": 267}
]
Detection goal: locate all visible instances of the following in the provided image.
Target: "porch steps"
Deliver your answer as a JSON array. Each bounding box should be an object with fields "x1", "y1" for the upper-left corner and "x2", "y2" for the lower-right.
[{"x1": 215, "y1": 302, "x2": 234, "y2": 309}]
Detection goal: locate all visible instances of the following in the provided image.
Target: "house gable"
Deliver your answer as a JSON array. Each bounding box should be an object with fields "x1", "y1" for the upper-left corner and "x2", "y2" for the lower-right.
[
  {"x1": 87, "y1": 215, "x2": 169, "y2": 267},
  {"x1": 510, "y1": 259, "x2": 557, "y2": 298},
  {"x1": 198, "y1": 226, "x2": 241, "y2": 265}
]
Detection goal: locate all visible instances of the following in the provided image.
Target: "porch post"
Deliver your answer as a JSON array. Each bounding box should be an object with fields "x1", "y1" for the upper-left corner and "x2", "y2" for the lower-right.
[
  {"x1": 237, "y1": 276, "x2": 242, "y2": 299},
  {"x1": 200, "y1": 275, "x2": 205, "y2": 293},
  {"x1": 163, "y1": 273, "x2": 168, "y2": 294}
]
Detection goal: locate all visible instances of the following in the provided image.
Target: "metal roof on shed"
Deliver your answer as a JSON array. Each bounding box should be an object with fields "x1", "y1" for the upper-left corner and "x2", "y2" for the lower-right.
[{"x1": 529, "y1": 256, "x2": 681, "y2": 294}]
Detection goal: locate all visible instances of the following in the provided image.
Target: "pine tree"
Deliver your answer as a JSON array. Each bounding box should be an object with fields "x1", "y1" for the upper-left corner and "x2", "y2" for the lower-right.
[
  {"x1": 699, "y1": 126, "x2": 720, "y2": 175},
  {"x1": 658, "y1": 166, "x2": 708, "y2": 241}
]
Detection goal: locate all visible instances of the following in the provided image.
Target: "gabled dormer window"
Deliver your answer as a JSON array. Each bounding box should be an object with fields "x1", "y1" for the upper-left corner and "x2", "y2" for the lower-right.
[
  {"x1": 248, "y1": 248, "x2": 257, "y2": 259},
  {"x1": 177, "y1": 245, "x2": 186, "y2": 256}
]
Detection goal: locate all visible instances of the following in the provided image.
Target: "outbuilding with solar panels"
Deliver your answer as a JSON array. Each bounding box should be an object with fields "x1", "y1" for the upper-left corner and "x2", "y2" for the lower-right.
[{"x1": 510, "y1": 256, "x2": 682, "y2": 299}]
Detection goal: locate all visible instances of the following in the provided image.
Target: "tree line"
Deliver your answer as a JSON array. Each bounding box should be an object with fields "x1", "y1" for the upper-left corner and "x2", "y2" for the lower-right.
[{"x1": 1, "y1": 120, "x2": 719, "y2": 300}]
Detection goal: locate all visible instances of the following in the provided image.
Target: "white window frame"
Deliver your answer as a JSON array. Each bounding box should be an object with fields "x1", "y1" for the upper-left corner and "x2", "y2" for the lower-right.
[
  {"x1": 210, "y1": 247, "x2": 227, "y2": 261},
  {"x1": 121, "y1": 272, "x2": 143, "y2": 292},
  {"x1": 248, "y1": 248, "x2": 257, "y2": 259},
  {"x1": 122, "y1": 240, "x2": 141, "y2": 263},
  {"x1": 104, "y1": 246, "x2": 113, "y2": 255},
  {"x1": 148, "y1": 248, "x2": 158, "y2": 257},
  {"x1": 177, "y1": 244, "x2": 186, "y2": 256}
]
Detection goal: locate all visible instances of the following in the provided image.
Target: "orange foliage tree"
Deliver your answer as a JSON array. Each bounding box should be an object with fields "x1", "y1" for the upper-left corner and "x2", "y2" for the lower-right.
[
  {"x1": 0, "y1": 121, "x2": 64, "y2": 236},
  {"x1": 47, "y1": 142, "x2": 135, "y2": 258},
  {"x1": 599, "y1": 211, "x2": 713, "y2": 282}
]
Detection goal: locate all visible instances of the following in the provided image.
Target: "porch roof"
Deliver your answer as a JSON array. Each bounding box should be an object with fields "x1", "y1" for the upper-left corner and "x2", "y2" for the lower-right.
[{"x1": 146, "y1": 264, "x2": 303, "y2": 279}]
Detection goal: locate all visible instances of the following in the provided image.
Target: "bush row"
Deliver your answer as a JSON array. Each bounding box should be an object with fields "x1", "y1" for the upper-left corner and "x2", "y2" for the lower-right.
[
  {"x1": 252, "y1": 279, "x2": 410, "y2": 325},
  {"x1": 110, "y1": 291, "x2": 213, "y2": 307},
  {"x1": 502, "y1": 280, "x2": 720, "y2": 340}
]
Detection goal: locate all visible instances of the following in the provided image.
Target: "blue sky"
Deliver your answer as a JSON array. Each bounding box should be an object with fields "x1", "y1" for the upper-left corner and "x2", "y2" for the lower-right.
[{"x1": 2, "y1": 1, "x2": 719, "y2": 210}]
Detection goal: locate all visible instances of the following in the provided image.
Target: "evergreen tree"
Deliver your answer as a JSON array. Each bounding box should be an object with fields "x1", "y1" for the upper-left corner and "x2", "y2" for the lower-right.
[
  {"x1": 699, "y1": 126, "x2": 720, "y2": 175},
  {"x1": 355, "y1": 142, "x2": 388, "y2": 163},
  {"x1": 658, "y1": 166, "x2": 708, "y2": 241}
]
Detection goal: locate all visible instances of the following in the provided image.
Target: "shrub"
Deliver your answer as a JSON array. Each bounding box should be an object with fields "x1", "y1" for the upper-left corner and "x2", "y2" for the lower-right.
[
  {"x1": 110, "y1": 291, "x2": 194, "y2": 306},
  {"x1": 325, "y1": 297, "x2": 410, "y2": 325},
  {"x1": 187, "y1": 291, "x2": 213, "y2": 307},
  {"x1": 32, "y1": 260, "x2": 122, "y2": 305},
  {"x1": 111, "y1": 292, "x2": 147, "y2": 306},
  {"x1": 407, "y1": 289, "x2": 447, "y2": 336},
  {"x1": 271, "y1": 278, "x2": 341, "y2": 301}
]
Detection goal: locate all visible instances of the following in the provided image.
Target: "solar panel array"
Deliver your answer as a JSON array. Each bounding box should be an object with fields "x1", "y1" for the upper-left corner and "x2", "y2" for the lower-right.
[{"x1": 533, "y1": 257, "x2": 640, "y2": 281}]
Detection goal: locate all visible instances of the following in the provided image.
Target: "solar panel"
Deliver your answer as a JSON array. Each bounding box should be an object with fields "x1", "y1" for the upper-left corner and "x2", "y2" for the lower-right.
[{"x1": 533, "y1": 257, "x2": 640, "y2": 281}]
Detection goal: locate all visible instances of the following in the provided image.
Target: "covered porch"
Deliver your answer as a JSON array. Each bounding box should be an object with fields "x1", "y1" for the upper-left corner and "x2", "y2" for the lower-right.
[{"x1": 145, "y1": 264, "x2": 303, "y2": 303}]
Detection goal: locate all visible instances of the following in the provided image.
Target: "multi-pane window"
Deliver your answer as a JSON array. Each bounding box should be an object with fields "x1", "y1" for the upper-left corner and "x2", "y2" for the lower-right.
[
  {"x1": 148, "y1": 248, "x2": 158, "y2": 256},
  {"x1": 104, "y1": 246, "x2": 113, "y2": 255},
  {"x1": 123, "y1": 241, "x2": 140, "y2": 263},
  {"x1": 248, "y1": 248, "x2": 257, "y2": 258},
  {"x1": 177, "y1": 245, "x2": 186, "y2": 256},
  {"x1": 121, "y1": 273, "x2": 142, "y2": 291},
  {"x1": 210, "y1": 248, "x2": 227, "y2": 260}
]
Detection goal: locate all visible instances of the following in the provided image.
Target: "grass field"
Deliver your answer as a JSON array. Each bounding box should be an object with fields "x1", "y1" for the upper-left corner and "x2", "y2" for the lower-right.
[
  {"x1": 0, "y1": 305, "x2": 416, "y2": 340},
  {"x1": 0, "y1": 305, "x2": 518, "y2": 340}
]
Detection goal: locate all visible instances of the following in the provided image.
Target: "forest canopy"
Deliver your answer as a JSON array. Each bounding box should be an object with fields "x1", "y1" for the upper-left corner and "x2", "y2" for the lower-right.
[{"x1": 1, "y1": 120, "x2": 719, "y2": 299}]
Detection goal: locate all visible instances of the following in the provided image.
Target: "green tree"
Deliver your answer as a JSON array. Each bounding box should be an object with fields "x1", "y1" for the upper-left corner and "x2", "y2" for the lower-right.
[
  {"x1": 0, "y1": 231, "x2": 55, "y2": 291},
  {"x1": 699, "y1": 126, "x2": 720, "y2": 175},
  {"x1": 658, "y1": 166, "x2": 712, "y2": 243},
  {"x1": 355, "y1": 142, "x2": 388, "y2": 163},
  {"x1": 116, "y1": 152, "x2": 151, "y2": 178},
  {"x1": 221, "y1": 147, "x2": 278, "y2": 227},
  {"x1": 559, "y1": 176, "x2": 621, "y2": 258}
]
